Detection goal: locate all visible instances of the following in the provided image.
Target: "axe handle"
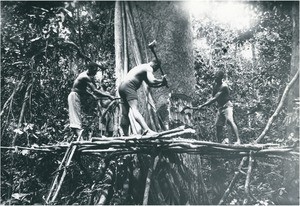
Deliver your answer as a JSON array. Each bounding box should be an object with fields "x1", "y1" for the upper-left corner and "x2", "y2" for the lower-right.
[
  {"x1": 150, "y1": 48, "x2": 163, "y2": 74},
  {"x1": 150, "y1": 47, "x2": 168, "y2": 88}
]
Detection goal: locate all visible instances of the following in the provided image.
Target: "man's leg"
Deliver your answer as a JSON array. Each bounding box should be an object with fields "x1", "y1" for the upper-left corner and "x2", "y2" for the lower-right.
[
  {"x1": 216, "y1": 126, "x2": 224, "y2": 143},
  {"x1": 215, "y1": 110, "x2": 225, "y2": 143},
  {"x1": 225, "y1": 107, "x2": 240, "y2": 144},
  {"x1": 127, "y1": 99, "x2": 156, "y2": 134},
  {"x1": 68, "y1": 92, "x2": 83, "y2": 141},
  {"x1": 72, "y1": 128, "x2": 83, "y2": 140},
  {"x1": 120, "y1": 102, "x2": 130, "y2": 136}
]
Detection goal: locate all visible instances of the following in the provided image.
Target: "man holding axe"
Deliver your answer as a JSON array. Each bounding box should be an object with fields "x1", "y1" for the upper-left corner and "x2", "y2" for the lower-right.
[
  {"x1": 118, "y1": 40, "x2": 167, "y2": 136},
  {"x1": 182, "y1": 70, "x2": 240, "y2": 144},
  {"x1": 118, "y1": 59, "x2": 167, "y2": 136}
]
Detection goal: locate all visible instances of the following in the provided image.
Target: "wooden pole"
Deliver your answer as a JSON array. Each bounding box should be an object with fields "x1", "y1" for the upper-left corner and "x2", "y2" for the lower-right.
[
  {"x1": 218, "y1": 157, "x2": 248, "y2": 205},
  {"x1": 143, "y1": 155, "x2": 159, "y2": 205},
  {"x1": 243, "y1": 151, "x2": 254, "y2": 205}
]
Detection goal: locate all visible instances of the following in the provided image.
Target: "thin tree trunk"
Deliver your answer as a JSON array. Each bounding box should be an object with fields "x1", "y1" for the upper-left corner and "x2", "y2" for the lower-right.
[{"x1": 255, "y1": 70, "x2": 299, "y2": 143}]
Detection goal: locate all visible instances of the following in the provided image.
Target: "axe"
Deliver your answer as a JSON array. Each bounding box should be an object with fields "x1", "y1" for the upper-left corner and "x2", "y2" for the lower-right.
[
  {"x1": 148, "y1": 40, "x2": 169, "y2": 88},
  {"x1": 180, "y1": 106, "x2": 204, "y2": 114}
]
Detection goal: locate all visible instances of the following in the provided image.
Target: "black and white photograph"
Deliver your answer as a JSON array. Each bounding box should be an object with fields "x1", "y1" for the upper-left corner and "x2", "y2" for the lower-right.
[{"x1": 1, "y1": 0, "x2": 299, "y2": 205}]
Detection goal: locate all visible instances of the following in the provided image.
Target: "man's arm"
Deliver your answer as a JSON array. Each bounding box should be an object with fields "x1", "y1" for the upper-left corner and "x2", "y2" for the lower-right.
[
  {"x1": 87, "y1": 81, "x2": 114, "y2": 100},
  {"x1": 146, "y1": 70, "x2": 167, "y2": 88},
  {"x1": 198, "y1": 88, "x2": 224, "y2": 109}
]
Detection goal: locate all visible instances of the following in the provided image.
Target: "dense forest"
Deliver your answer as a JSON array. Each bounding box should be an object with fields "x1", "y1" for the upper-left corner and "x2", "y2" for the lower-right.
[{"x1": 1, "y1": 1, "x2": 299, "y2": 205}]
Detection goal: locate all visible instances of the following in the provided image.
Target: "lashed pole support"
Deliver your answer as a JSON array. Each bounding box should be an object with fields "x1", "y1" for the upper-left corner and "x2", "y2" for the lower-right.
[
  {"x1": 243, "y1": 151, "x2": 255, "y2": 205},
  {"x1": 46, "y1": 135, "x2": 81, "y2": 204},
  {"x1": 143, "y1": 155, "x2": 160, "y2": 205}
]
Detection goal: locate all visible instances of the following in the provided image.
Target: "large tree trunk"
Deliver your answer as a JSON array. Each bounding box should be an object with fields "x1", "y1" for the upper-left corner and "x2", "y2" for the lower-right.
[
  {"x1": 116, "y1": 1, "x2": 195, "y2": 130},
  {"x1": 113, "y1": 2, "x2": 197, "y2": 205}
]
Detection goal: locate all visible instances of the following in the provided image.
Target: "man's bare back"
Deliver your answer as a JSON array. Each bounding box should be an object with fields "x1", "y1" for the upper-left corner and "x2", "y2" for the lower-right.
[
  {"x1": 72, "y1": 71, "x2": 94, "y2": 94},
  {"x1": 122, "y1": 63, "x2": 153, "y2": 91}
]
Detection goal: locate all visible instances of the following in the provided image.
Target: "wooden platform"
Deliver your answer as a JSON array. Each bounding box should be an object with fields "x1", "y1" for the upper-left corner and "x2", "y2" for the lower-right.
[{"x1": 5, "y1": 127, "x2": 298, "y2": 158}]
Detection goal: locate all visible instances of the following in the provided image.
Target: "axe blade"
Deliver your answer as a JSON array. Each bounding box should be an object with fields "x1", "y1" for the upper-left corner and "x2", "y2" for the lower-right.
[{"x1": 148, "y1": 40, "x2": 157, "y2": 48}]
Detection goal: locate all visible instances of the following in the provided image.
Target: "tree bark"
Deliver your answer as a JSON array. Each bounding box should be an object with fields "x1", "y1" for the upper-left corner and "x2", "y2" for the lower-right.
[{"x1": 127, "y1": 1, "x2": 195, "y2": 127}]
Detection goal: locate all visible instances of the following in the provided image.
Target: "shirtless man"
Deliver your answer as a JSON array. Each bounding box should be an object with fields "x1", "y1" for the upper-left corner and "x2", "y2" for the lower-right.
[
  {"x1": 118, "y1": 59, "x2": 167, "y2": 136},
  {"x1": 195, "y1": 70, "x2": 240, "y2": 144},
  {"x1": 68, "y1": 62, "x2": 115, "y2": 139}
]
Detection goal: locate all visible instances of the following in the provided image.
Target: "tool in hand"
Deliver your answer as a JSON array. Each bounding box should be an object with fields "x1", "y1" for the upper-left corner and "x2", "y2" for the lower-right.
[
  {"x1": 180, "y1": 106, "x2": 203, "y2": 114},
  {"x1": 148, "y1": 40, "x2": 169, "y2": 88}
]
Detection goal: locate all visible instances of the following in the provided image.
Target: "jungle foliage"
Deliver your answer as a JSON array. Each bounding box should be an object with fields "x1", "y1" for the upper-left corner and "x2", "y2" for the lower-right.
[{"x1": 1, "y1": 1, "x2": 299, "y2": 205}]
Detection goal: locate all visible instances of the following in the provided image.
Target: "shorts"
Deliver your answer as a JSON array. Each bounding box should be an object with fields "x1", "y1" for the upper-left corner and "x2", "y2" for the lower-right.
[
  {"x1": 68, "y1": 91, "x2": 82, "y2": 129},
  {"x1": 215, "y1": 101, "x2": 234, "y2": 127},
  {"x1": 118, "y1": 82, "x2": 138, "y2": 102}
]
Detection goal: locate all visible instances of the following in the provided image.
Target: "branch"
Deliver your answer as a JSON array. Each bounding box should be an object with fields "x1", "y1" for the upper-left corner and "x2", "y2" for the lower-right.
[
  {"x1": 62, "y1": 40, "x2": 107, "y2": 70},
  {"x1": 255, "y1": 70, "x2": 299, "y2": 143},
  {"x1": 1, "y1": 75, "x2": 26, "y2": 118},
  {"x1": 63, "y1": 40, "x2": 92, "y2": 61}
]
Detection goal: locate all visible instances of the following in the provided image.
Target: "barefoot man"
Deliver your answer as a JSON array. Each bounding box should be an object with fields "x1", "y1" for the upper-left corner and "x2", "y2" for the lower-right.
[
  {"x1": 186, "y1": 70, "x2": 240, "y2": 144},
  {"x1": 118, "y1": 59, "x2": 167, "y2": 136},
  {"x1": 68, "y1": 62, "x2": 115, "y2": 139}
]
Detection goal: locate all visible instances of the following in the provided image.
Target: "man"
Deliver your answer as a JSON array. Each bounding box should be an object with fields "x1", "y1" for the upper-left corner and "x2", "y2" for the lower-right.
[
  {"x1": 98, "y1": 78, "x2": 114, "y2": 137},
  {"x1": 118, "y1": 59, "x2": 167, "y2": 136},
  {"x1": 193, "y1": 70, "x2": 240, "y2": 144},
  {"x1": 68, "y1": 62, "x2": 115, "y2": 139}
]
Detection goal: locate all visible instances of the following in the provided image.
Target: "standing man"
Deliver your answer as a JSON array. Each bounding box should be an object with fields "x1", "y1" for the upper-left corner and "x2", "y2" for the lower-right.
[
  {"x1": 68, "y1": 62, "x2": 115, "y2": 139},
  {"x1": 98, "y1": 78, "x2": 114, "y2": 137},
  {"x1": 118, "y1": 59, "x2": 167, "y2": 136},
  {"x1": 190, "y1": 70, "x2": 240, "y2": 144}
]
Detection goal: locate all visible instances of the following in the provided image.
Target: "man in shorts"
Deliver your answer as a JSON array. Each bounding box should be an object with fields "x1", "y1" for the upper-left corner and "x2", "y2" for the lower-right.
[
  {"x1": 68, "y1": 62, "x2": 115, "y2": 139},
  {"x1": 118, "y1": 59, "x2": 167, "y2": 136},
  {"x1": 197, "y1": 70, "x2": 240, "y2": 144}
]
